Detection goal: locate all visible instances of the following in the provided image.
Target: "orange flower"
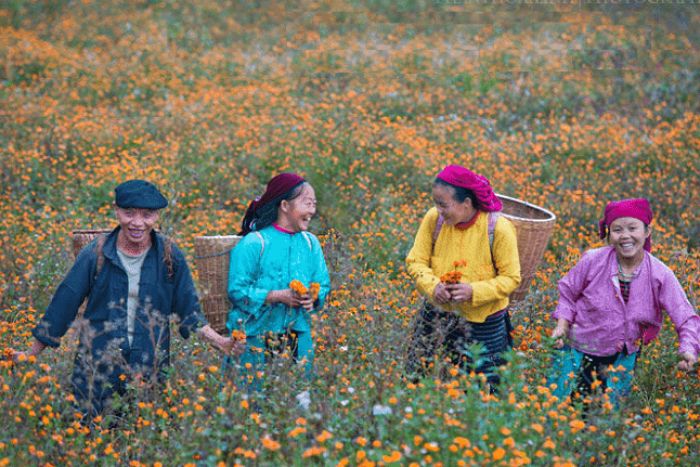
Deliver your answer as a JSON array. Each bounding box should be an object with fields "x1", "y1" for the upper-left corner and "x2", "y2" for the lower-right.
[
  {"x1": 231, "y1": 330, "x2": 246, "y2": 341},
  {"x1": 290, "y1": 279, "x2": 308, "y2": 296},
  {"x1": 288, "y1": 426, "x2": 306, "y2": 438},
  {"x1": 261, "y1": 437, "x2": 281, "y2": 451},
  {"x1": 290, "y1": 280, "x2": 320, "y2": 299},
  {"x1": 302, "y1": 446, "x2": 326, "y2": 458},
  {"x1": 355, "y1": 436, "x2": 368, "y2": 447},
  {"x1": 2, "y1": 348, "x2": 15, "y2": 366},
  {"x1": 309, "y1": 282, "x2": 321, "y2": 300},
  {"x1": 382, "y1": 451, "x2": 402, "y2": 463},
  {"x1": 492, "y1": 447, "x2": 506, "y2": 461}
]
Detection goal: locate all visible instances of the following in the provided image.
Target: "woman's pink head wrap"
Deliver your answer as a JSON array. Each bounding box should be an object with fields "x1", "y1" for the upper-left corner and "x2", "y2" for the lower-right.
[
  {"x1": 436, "y1": 165, "x2": 502, "y2": 212},
  {"x1": 598, "y1": 198, "x2": 653, "y2": 251},
  {"x1": 240, "y1": 173, "x2": 306, "y2": 235}
]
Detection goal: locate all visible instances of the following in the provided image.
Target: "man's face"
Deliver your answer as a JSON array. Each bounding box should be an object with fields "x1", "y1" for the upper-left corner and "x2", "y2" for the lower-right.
[{"x1": 115, "y1": 206, "x2": 160, "y2": 245}]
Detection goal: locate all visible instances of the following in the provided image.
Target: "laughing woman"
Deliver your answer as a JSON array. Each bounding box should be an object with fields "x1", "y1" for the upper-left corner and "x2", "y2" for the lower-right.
[
  {"x1": 227, "y1": 173, "x2": 330, "y2": 393},
  {"x1": 550, "y1": 198, "x2": 699, "y2": 405},
  {"x1": 405, "y1": 165, "x2": 521, "y2": 390}
]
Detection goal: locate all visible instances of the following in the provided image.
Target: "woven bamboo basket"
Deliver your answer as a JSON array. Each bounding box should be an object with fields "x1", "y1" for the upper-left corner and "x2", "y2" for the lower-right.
[
  {"x1": 194, "y1": 235, "x2": 241, "y2": 334},
  {"x1": 72, "y1": 229, "x2": 112, "y2": 258},
  {"x1": 497, "y1": 194, "x2": 556, "y2": 302}
]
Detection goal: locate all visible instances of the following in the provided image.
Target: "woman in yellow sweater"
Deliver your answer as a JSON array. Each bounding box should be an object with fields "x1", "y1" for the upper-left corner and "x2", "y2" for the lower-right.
[{"x1": 405, "y1": 165, "x2": 521, "y2": 389}]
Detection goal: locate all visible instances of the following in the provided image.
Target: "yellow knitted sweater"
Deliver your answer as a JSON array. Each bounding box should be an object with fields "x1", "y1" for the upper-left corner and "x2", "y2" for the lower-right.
[{"x1": 406, "y1": 207, "x2": 521, "y2": 322}]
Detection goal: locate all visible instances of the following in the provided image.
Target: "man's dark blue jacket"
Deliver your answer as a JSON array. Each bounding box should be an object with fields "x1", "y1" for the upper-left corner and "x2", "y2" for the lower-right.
[{"x1": 32, "y1": 227, "x2": 204, "y2": 412}]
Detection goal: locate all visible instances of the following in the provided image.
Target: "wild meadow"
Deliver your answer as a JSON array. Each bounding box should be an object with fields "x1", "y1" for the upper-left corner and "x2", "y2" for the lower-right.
[{"x1": 1, "y1": 1, "x2": 699, "y2": 465}]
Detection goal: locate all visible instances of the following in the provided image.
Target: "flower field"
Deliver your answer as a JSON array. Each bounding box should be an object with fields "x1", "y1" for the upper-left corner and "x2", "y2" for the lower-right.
[{"x1": 1, "y1": 1, "x2": 699, "y2": 465}]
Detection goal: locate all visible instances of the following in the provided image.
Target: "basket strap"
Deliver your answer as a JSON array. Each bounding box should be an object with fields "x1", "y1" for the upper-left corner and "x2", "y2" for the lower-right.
[
  {"x1": 301, "y1": 231, "x2": 313, "y2": 251},
  {"x1": 160, "y1": 234, "x2": 174, "y2": 279},
  {"x1": 94, "y1": 234, "x2": 107, "y2": 277},
  {"x1": 432, "y1": 212, "x2": 499, "y2": 267},
  {"x1": 253, "y1": 231, "x2": 265, "y2": 257},
  {"x1": 432, "y1": 214, "x2": 445, "y2": 246},
  {"x1": 488, "y1": 212, "x2": 501, "y2": 273}
]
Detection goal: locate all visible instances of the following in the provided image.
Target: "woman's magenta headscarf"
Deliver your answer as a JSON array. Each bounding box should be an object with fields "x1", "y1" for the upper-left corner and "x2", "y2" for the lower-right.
[
  {"x1": 598, "y1": 198, "x2": 653, "y2": 251},
  {"x1": 240, "y1": 173, "x2": 305, "y2": 235},
  {"x1": 436, "y1": 165, "x2": 502, "y2": 212}
]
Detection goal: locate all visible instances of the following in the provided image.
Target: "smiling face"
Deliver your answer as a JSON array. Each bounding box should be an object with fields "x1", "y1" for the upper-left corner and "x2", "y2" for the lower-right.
[
  {"x1": 115, "y1": 206, "x2": 160, "y2": 249},
  {"x1": 608, "y1": 216, "x2": 650, "y2": 263},
  {"x1": 277, "y1": 183, "x2": 316, "y2": 232},
  {"x1": 432, "y1": 183, "x2": 476, "y2": 226}
]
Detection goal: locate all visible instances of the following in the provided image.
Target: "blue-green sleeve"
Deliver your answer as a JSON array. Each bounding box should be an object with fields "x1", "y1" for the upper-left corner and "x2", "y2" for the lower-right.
[{"x1": 227, "y1": 234, "x2": 270, "y2": 320}]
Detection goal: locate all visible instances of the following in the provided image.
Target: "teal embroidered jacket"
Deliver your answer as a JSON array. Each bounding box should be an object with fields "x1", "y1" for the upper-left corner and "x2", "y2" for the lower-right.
[{"x1": 227, "y1": 226, "x2": 331, "y2": 336}]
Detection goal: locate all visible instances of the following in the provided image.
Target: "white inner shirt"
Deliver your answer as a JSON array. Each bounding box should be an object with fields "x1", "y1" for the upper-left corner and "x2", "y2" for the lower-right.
[{"x1": 117, "y1": 247, "x2": 150, "y2": 346}]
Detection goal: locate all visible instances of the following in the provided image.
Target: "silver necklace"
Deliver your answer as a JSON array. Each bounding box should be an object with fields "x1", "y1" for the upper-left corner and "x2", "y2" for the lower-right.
[{"x1": 617, "y1": 261, "x2": 639, "y2": 281}]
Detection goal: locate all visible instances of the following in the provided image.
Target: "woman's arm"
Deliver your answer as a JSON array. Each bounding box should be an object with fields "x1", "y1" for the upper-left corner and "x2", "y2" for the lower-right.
[
  {"x1": 551, "y1": 318, "x2": 570, "y2": 349},
  {"x1": 655, "y1": 262, "x2": 700, "y2": 371},
  {"x1": 406, "y1": 209, "x2": 442, "y2": 300}
]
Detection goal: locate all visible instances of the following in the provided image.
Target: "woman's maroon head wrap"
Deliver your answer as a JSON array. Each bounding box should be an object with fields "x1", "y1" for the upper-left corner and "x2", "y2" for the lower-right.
[{"x1": 240, "y1": 173, "x2": 305, "y2": 235}]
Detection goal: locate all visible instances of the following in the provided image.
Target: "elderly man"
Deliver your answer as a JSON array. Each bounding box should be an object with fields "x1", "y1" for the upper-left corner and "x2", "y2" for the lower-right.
[{"x1": 16, "y1": 179, "x2": 239, "y2": 415}]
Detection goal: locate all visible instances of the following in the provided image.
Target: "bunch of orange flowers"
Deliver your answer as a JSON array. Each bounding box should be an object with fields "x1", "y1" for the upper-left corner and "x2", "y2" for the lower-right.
[
  {"x1": 289, "y1": 279, "x2": 321, "y2": 300},
  {"x1": 440, "y1": 271, "x2": 462, "y2": 284},
  {"x1": 440, "y1": 260, "x2": 467, "y2": 284}
]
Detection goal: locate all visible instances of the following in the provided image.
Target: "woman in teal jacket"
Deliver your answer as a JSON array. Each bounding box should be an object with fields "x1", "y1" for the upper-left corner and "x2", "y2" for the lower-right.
[{"x1": 227, "y1": 173, "x2": 330, "y2": 391}]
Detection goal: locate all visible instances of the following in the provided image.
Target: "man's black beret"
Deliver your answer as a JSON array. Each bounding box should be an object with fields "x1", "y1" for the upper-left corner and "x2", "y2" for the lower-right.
[{"x1": 115, "y1": 180, "x2": 168, "y2": 209}]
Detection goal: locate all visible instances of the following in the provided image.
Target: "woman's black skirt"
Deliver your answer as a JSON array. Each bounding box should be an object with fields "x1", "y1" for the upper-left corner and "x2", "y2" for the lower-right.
[{"x1": 406, "y1": 301, "x2": 512, "y2": 387}]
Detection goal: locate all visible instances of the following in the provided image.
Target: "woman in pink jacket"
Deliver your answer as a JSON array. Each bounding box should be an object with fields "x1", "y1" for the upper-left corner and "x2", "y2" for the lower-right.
[{"x1": 551, "y1": 198, "x2": 699, "y2": 404}]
